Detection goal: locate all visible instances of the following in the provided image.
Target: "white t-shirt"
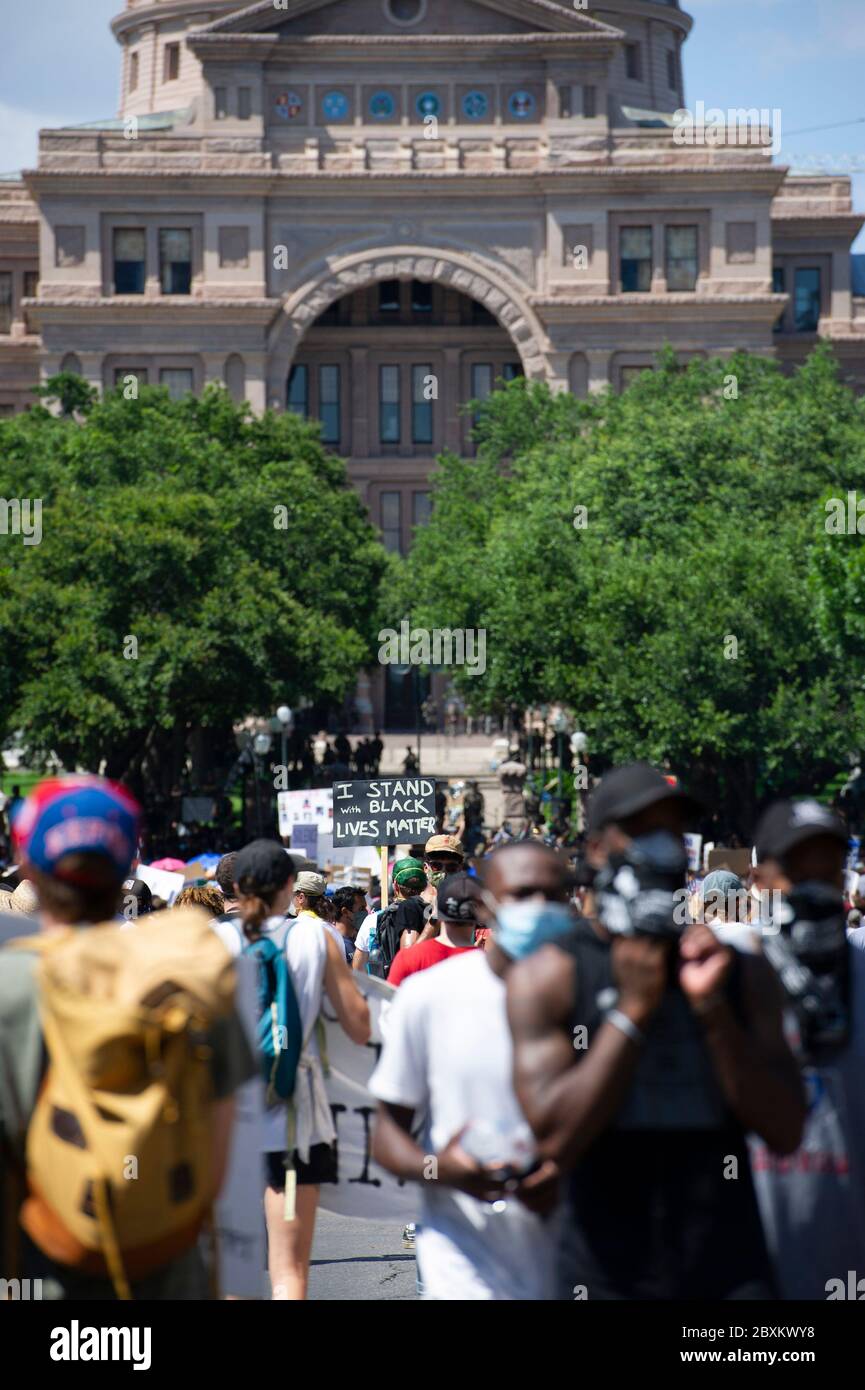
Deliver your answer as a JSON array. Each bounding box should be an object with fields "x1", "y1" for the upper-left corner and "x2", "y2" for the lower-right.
[
  {"x1": 355, "y1": 911, "x2": 378, "y2": 955},
  {"x1": 369, "y1": 949, "x2": 557, "y2": 1301}
]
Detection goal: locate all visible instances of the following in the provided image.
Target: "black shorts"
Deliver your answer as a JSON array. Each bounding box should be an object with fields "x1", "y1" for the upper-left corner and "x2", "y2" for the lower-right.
[{"x1": 264, "y1": 1143, "x2": 338, "y2": 1189}]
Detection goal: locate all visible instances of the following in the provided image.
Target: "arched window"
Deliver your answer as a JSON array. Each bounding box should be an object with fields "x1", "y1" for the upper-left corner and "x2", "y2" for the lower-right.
[
  {"x1": 224, "y1": 354, "x2": 246, "y2": 403},
  {"x1": 60, "y1": 353, "x2": 82, "y2": 376}
]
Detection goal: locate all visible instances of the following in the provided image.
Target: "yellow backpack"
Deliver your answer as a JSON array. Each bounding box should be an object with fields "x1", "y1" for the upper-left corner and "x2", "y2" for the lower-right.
[{"x1": 10, "y1": 908, "x2": 236, "y2": 1299}]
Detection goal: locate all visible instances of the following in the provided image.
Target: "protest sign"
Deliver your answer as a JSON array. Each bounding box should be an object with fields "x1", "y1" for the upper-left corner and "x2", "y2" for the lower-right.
[
  {"x1": 277, "y1": 788, "x2": 333, "y2": 837},
  {"x1": 332, "y1": 777, "x2": 437, "y2": 849},
  {"x1": 291, "y1": 823, "x2": 319, "y2": 860},
  {"x1": 136, "y1": 863, "x2": 185, "y2": 905},
  {"x1": 706, "y1": 847, "x2": 752, "y2": 878},
  {"x1": 319, "y1": 971, "x2": 420, "y2": 1223},
  {"x1": 684, "y1": 833, "x2": 703, "y2": 875}
]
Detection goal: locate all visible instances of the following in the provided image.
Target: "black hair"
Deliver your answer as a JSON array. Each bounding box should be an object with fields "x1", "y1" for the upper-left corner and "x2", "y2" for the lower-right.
[
  {"x1": 216, "y1": 851, "x2": 238, "y2": 899},
  {"x1": 332, "y1": 885, "x2": 364, "y2": 918}
]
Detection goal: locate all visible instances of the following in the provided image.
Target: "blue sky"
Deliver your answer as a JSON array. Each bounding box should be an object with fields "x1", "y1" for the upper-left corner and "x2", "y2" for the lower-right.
[{"x1": 1, "y1": 0, "x2": 862, "y2": 243}]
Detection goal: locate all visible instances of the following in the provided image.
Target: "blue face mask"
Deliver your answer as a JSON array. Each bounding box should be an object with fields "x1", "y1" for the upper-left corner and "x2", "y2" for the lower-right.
[{"x1": 490, "y1": 899, "x2": 574, "y2": 960}]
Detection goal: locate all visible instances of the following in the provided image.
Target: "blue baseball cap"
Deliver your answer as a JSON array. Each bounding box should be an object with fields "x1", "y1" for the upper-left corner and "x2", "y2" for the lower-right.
[{"x1": 13, "y1": 776, "x2": 141, "y2": 885}]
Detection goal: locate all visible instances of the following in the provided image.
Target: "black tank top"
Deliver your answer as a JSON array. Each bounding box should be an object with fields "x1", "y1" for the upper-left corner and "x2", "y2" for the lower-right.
[{"x1": 557, "y1": 921, "x2": 774, "y2": 1300}]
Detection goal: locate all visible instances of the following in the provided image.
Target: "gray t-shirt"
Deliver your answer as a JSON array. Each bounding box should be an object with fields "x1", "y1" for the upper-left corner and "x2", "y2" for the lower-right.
[{"x1": 749, "y1": 942, "x2": 865, "y2": 1299}]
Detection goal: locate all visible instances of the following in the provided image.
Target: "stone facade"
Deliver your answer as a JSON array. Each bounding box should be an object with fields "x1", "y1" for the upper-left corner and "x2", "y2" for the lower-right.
[{"x1": 1, "y1": 0, "x2": 864, "y2": 718}]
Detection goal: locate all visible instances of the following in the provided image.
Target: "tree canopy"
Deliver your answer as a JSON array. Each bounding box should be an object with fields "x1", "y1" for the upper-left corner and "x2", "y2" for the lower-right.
[
  {"x1": 0, "y1": 380, "x2": 387, "y2": 799},
  {"x1": 391, "y1": 346, "x2": 865, "y2": 832}
]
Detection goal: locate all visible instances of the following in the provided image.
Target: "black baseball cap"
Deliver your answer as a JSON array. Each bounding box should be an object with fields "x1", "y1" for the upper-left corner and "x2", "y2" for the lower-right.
[
  {"x1": 234, "y1": 839, "x2": 296, "y2": 894},
  {"x1": 754, "y1": 799, "x2": 847, "y2": 863},
  {"x1": 121, "y1": 877, "x2": 153, "y2": 915},
  {"x1": 436, "y1": 872, "x2": 482, "y2": 923},
  {"x1": 586, "y1": 762, "x2": 702, "y2": 833}
]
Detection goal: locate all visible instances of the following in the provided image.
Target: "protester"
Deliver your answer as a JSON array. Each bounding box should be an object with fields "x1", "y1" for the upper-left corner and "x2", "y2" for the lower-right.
[
  {"x1": 387, "y1": 873, "x2": 479, "y2": 986},
  {"x1": 352, "y1": 857, "x2": 427, "y2": 976},
  {"x1": 175, "y1": 883, "x2": 225, "y2": 918},
  {"x1": 370, "y1": 846, "x2": 562, "y2": 1299},
  {"x1": 119, "y1": 875, "x2": 154, "y2": 920},
  {"x1": 230, "y1": 840, "x2": 370, "y2": 1300},
  {"x1": 0, "y1": 775, "x2": 255, "y2": 1300},
  {"x1": 507, "y1": 762, "x2": 805, "y2": 1300},
  {"x1": 216, "y1": 851, "x2": 241, "y2": 916},
  {"x1": 698, "y1": 869, "x2": 758, "y2": 951},
  {"x1": 330, "y1": 885, "x2": 366, "y2": 965},
  {"x1": 749, "y1": 799, "x2": 865, "y2": 1299}
]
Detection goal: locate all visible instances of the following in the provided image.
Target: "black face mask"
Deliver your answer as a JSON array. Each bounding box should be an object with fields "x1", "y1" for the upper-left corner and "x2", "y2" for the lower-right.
[
  {"x1": 595, "y1": 829, "x2": 688, "y2": 940},
  {"x1": 352, "y1": 908, "x2": 368, "y2": 935},
  {"x1": 763, "y1": 881, "x2": 850, "y2": 1056}
]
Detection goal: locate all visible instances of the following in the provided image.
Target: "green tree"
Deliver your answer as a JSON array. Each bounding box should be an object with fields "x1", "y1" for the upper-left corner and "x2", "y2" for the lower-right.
[
  {"x1": 0, "y1": 380, "x2": 388, "y2": 800},
  {"x1": 394, "y1": 346, "x2": 865, "y2": 832}
]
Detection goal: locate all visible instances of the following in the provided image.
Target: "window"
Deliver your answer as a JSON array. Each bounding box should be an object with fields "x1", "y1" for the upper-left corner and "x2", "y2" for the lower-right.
[
  {"x1": 471, "y1": 301, "x2": 496, "y2": 325},
  {"x1": 287, "y1": 364, "x2": 309, "y2": 416},
  {"x1": 471, "y1": 364, "x2": 493, "y2": 426},
  {"x1": 160, "y1": 229, "x2": 192, "y2": 295},
  {"x1": 56, "y1": 226, "x2": 85, "y2": 267},
  {"x1": 0, "y1": 273, "x2": 12, "y2": 334},
  {"x1": 129, "y1": 51, "x2": 139, "y2": 93},
  {"x1": 23, "y1": 271, "x2": 37, "y2": 331},
  {"x1": 224, "y1": 355, "x2": 246, "y2": 404},
  {"x1": 160, "y1": 369, "x2": 194, "y2": 400},
  {"x1": 215, "y1": 88, "x2": 229, "y2": 120},
  {"x1": 620, "y1": 227, "x2": 652, "y2": 292},
  {"x1": 413, "y1": 492, "x2": 432, "y2": 529},
  {"x1": 726, "y1": 222, "x2": 757, "y2": 264},
  {"x1": 773, "y1": 266, "x2": 786, "y2": 332},
  {"x1": 621, "y1": 366, "x2": 652, "y2": 390},
  {"x1": 113, "y1": 228, "x2": 146, "y2": 294},
  {"x1": 0, "y1": 405, "x2": 15, "y2": 417},
  {"x1": 381, "y1": 492, "x2": 402, "y2": 555},
  {"x1": 378, "y1": 280, "x2": 401, "y2": 313},
  {"x1": 163, "y1": 43, "x2": 180, "y2": 83},
  {"x1": 114, "y1": 368, "x2": 149, "y2": 387},
  {"x1": 385, "y1": 0, "x2": 425, "y2": 26},
  {"x1": 794, "y1": 268, "x2": 821, "y2": 332},
  {"x1": 319, "y1": 365, "x2": 340, "y2": 445},
  {"x1": 238, "y1": 88, "x2": 252, "y2": 120},
  {"x1": 558, "y1": 86, "x2": 572, "y2": 119},
  {"x1": 503, "y1": 362, "x2": 524, "y2": 381},
  {"x1": 666, "y1": 50, "x2": 677, "y2": 90},
  {"x1": 583, "y1": 85, "x2": 596, "y2": 119},
  {"x1": 666, "y1": 225, "x2": 699, "y2": 291},
  {"x1": 411, "y1": 280, "x2": 432, "y2": 313},
  {"x1": 625, "y1": 44, "x2": 642, "y2": 81},
  {"x1": 380, "y1": 366, "x2": 401, "y2": 444},
  {"x1": 412, "y1": 365, "x2": 433, "y2": 445}
]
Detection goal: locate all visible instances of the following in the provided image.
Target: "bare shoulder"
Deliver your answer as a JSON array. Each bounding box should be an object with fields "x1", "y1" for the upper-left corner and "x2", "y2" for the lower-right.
[{"x1": 507, "y1": 940, "x2": 575, "y2": 1034}]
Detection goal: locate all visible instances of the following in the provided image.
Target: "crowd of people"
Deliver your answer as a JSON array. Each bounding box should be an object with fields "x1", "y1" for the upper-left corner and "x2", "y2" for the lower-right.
[{"x1": 0, "y1": 762, "x2": 863, "y2": 1302}]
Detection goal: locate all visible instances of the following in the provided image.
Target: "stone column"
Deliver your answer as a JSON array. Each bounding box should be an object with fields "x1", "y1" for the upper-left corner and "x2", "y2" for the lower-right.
[
  {"x1": 349, "y1": 346, "x2": 368, "y2": 455},
  {"x1": 442, "y1": 346, "x2": 462, "y2": 451},
  {"x1": 546, "y1": 351, "x2": 572, "y2": 393}
]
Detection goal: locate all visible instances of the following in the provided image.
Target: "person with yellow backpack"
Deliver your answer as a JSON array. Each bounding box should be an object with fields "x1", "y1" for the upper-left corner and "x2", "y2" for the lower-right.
[{"x1": 0, "y1": 776, "x2": 256, "y2": 1301}]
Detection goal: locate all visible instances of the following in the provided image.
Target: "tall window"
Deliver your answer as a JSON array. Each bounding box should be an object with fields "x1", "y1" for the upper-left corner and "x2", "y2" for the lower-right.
[
  {"x1": 215, "y1": 88, "x2": 229, "y2": 120},
  {"x1": 379, "y1": 281, "x2": 401, "y2": 314},
  {"x1": 503, "y1": 362, "x2": 524, "y2": 381},
  {"x1": 625, "y1": 43, "x2": 642, "y2": 81},
  {"x1": 413, "y1": 492, "x2": 432, "y2": 530},
  {"x1": 411, "y1": 280, "x2": 432, "y2": 314},
  {"x1": 380, "y1": 365, "x2": 401, "y2": 444},
  {"x1": 287, "y1": 364, "x2": 309, "y2": 416},
  {"x1": 238, "y1": 87, "x2": 252, "y2": 120},
  {"x1": 794, "y1": 268, "x2": 821, "y2": 331},
  {"x1": 412, "y1": 365, "x2": 433, "y2": 444},
  {"x1": 620, "y1": 227, "x2": 652, "y2": 292},
  {"x1": 129, "y1": 51, "x2": 139, "y2": 92},
  {"x1": 115, "y1": 368, "x2": 149, "y2": 387},
  {"x1": 319, "y1": 365, "x2": 340, "y2": 445},
  {"x1": 666, "y1": 50, "x2": 677, "y2": 90},
  {"x1": 772, "y1": 266, "x2": 786, "y2": 333},
  {"x1": 381, "y1": 492, "x2": 402, "y2": 554},
  {"x1": 23, "y1": 271, "x2": 38, "y2": 331},
  {"x1": 113, "y1": 229, "x2": 146, "y2": 294},
  {"x1": 163, "y1": 43, "x2": 180, "y2": 83},
  {"x1": 666, "y1": 226, "x2": 698, "y2": 291},
  {"x1": 160, "y1": 229, "x2": 192, "y2": 295},
  {"x1": 160, "y1": 369, "x2": 194, "y2": 400},
  {"x1": 0, "y1": 273, "x2": 12, "y2": 334},
  {"x1": 583, "y1": 85, "x2": 596, "y2": 119},
  {"x1": 471, "y1": 363, "x2": 493, "y2": 428}
]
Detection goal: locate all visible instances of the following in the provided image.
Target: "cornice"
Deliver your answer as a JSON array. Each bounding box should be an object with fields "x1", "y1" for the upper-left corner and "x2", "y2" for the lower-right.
[
  {"x1": 534, "y1": 293, "x2": 788, "y2": 323},
  {"x1": 30, "y1": 297, "x2": 278, "y2": 326},
  {"x1": 187, "y1": 32, "x2": 623, "y2": 61}
]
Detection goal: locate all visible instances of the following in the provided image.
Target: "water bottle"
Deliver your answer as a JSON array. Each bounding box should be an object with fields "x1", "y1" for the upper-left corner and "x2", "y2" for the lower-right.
[{"x1": 367, "y1": 922, "x2": 384, "y2": 978}]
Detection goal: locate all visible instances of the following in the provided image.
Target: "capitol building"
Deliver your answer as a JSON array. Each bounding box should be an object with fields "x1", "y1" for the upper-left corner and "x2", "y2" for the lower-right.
[{"x1": 1, "y1": 0, "x2": 863, "y2": 595}]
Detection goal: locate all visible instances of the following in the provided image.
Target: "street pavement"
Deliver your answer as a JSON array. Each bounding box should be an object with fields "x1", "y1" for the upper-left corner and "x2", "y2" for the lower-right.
[{"x1": 308, "y1": 1210, "x2": 418, "y2": 1301}]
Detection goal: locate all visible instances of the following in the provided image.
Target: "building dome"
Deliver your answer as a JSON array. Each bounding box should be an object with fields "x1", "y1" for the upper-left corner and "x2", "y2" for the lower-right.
[
  {"x1": 111, "y1": 2, "x2": 247, "y2": 118},
  {"x1": 592, "y1": 0, "x2": 694, "y2": 120}
]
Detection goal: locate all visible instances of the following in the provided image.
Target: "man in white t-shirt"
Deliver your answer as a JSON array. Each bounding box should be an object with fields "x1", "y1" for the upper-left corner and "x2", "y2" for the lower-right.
[{"x1": 369, "y1": 843, "x2": 567, "y2": 1300}]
